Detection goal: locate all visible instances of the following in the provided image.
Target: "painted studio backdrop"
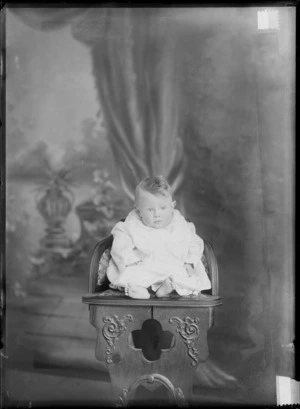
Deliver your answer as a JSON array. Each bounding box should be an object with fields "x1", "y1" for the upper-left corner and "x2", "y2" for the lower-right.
[{"x1": 4, "y1": 6, "x2": 295, "y2": 406}]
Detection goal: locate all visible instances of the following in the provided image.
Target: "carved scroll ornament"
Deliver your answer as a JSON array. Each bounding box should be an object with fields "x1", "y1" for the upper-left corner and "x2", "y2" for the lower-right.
[
  {"x1": 102, "y1": 314, "x2": 133, "y2": 364},
  {"x1": 169, "y1": 316, "x2": 200, "y2": 367},
  {"x1": 116, "y1": 374, "x2": 187, "y2": 407}
]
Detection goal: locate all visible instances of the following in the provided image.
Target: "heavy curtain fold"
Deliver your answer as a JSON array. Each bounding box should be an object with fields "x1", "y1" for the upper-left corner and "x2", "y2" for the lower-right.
[
  {"x1": 73, "y1": 8, "x2": 185, "y2": 201},
  {"x1": 7, "y1": 6, "x2": 86, "y2": 30},
  {"x1": 253, "y1": 30, "x2": 295, "y2": 379},
  {"x1": 10, "y1": 6, "x2": 185, "y2": 202}
]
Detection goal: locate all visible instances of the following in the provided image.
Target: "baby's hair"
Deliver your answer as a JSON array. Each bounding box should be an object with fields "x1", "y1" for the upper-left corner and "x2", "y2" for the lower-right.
[{"x1": 135, "y1": 175, "x2": 173, "y2": 202}]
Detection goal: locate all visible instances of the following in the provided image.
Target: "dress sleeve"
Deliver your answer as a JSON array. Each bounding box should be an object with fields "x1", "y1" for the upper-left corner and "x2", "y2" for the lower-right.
[
  {"x1": 184, "y1": 222, "x2": 204, "y2": 268},
  {"x1": 110, "y1": 221, "x2": 144, "y2": 272}
]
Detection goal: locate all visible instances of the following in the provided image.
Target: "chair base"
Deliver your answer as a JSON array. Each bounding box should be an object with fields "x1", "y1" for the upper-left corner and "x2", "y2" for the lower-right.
[{"x1": 86, "y1": 301, "x2": 221, "y2": 407}]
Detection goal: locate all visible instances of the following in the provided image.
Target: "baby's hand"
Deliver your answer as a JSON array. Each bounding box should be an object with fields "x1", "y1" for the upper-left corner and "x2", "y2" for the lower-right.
[
  {"x1": 127, "y1": 259, "x2": 142, "y2": 267},
  {"x1": 184, "y1": 263, "x2": 195, "y2": 277}
]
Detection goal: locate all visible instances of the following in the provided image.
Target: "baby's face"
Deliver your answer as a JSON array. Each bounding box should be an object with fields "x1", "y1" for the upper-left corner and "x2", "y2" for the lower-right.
[{"x1": 135, "y1": 190, "x2": 175, "y2": 229}]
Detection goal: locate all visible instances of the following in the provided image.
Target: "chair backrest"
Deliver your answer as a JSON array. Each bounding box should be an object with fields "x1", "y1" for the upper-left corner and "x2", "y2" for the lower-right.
[
  {"x1": 89, "y1": 235, "x2": 112, "y2": 293},
  {"x1": 203, "y1": 240, "x2": 219, "y2": 295},
  {"x1": 89, "y1": 236, "x2": 219, "y2": 296}
]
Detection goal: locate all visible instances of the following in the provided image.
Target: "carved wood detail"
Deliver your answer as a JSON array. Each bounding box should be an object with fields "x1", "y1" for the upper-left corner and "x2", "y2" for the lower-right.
[
  {"x1": 102, "y1": 314, "x2": 133, "y2": 364},
  {"x1": 169, "y1": 316, "x2": 200, "y2": 367}
]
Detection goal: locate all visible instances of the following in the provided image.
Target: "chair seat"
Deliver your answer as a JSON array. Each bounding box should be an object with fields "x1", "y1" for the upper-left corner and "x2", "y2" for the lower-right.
[{"x1": 82, "y1": 290, "x2": 222, "y2": 307}]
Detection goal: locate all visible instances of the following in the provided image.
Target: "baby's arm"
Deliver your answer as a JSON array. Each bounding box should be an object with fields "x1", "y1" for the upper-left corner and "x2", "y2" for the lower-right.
[
  {"x1": 184, "y1": 222, "x2": 204, "y2": 272},
  {"x1": 184, "y1": 263, "x2": 195, "y2": 277},
  {"x1": 110, "y1": 222, "x2": 144, "y2": 272}
]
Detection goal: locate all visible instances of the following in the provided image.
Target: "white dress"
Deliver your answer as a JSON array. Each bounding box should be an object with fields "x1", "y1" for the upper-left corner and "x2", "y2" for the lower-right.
[{"x1": 106, "y1": 209, "x2": 211, "y2": 295}]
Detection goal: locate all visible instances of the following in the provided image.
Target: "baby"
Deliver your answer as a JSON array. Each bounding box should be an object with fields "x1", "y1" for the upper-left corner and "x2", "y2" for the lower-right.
[{"x1": 106, "y1": 175, "x2": 211, "y2": 299}]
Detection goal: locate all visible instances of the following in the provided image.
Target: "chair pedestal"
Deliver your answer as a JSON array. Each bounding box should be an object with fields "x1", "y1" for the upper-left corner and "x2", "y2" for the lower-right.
[{"x1": 86, "y1": 298, "x2": 220, "y2": 407}]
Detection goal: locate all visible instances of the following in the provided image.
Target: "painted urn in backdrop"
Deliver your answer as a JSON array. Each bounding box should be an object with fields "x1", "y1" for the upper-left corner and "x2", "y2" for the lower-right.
[{"x1": 36, "y1": 174, "x2": 74, "y2": 253}]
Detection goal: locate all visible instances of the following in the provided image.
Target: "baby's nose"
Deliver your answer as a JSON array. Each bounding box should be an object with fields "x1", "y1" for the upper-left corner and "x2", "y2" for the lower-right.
[{"x1": 154, "y1": 209, "x2": 161, "y2": 217}]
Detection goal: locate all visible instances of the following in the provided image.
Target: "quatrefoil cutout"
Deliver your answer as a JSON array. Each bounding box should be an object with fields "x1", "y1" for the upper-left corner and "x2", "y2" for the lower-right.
[{"x1": 131, "y1": 319, "x2": 175, "y2": 361}]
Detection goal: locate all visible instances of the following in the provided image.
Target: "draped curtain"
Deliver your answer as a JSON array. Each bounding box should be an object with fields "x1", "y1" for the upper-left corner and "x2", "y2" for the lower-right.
[
  {"x1": 10, "y1": 6, "x2": 185, "y2": 203},
  {"x1": 253, "y1": 29, "x2": 295, "y2": 379},
  {"x1": 73, "y1": 8, "x2": 185, "y2": 201},
  {"x1": 7, "y1": 7, "x2": 87, "y2": 30}
]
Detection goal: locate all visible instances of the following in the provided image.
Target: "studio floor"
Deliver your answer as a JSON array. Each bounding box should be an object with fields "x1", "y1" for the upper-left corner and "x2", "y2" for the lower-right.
[{"x1": 3, "y1": 273, "x2": 270, "y2": 407}]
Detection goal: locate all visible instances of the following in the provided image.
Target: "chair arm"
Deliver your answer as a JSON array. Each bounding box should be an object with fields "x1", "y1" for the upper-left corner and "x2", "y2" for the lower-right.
[
  {"x1": 203, "y1": 240, "x2": 219, "y2": 296},
  {"x1": 89, "y1": 235, "x2": 113, "y2": 293}
]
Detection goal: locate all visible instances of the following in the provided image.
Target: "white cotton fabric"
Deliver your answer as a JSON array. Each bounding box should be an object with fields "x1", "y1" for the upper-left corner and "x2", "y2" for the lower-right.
[{"x1": 106, "y1": 209, "x2": 211, "y2": 295}]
